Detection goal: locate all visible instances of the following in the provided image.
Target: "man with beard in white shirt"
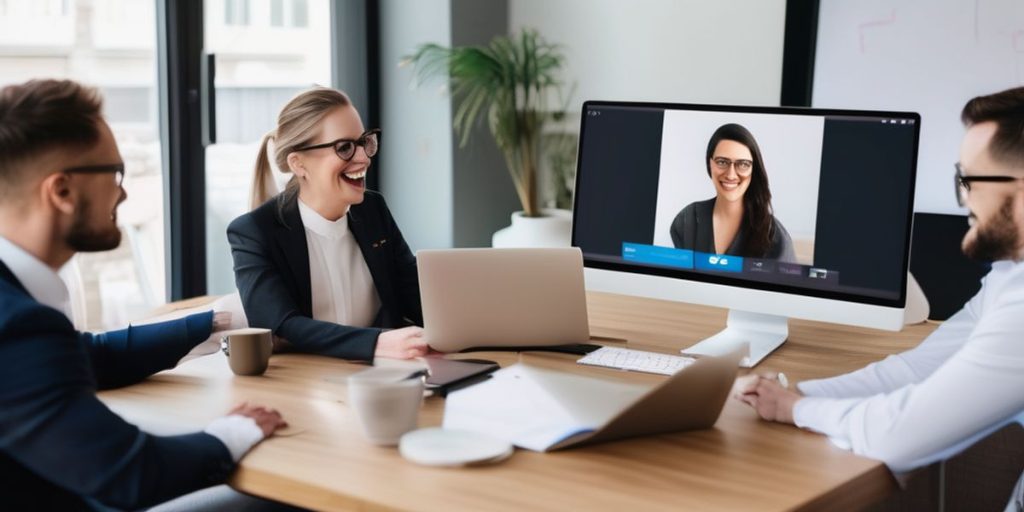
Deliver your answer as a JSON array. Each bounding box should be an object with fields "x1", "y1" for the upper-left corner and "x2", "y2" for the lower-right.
[{"x1": 733, "y1": 86, "x2": 1024, "y2": 509}]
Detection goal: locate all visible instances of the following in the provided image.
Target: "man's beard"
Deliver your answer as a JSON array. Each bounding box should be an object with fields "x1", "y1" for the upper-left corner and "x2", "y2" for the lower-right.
[
  {"x1": 963, "y1": 197, "x2": 1021, "y2": 262},
  {"x1": 65, "y1": 197, "x2": 121, "y2": 252}
]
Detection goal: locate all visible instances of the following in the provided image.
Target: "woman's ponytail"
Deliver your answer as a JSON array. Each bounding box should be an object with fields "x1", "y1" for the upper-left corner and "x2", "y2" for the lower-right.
[{"x1": 249, "y1": 132, "x2": 278, "y2": 211}]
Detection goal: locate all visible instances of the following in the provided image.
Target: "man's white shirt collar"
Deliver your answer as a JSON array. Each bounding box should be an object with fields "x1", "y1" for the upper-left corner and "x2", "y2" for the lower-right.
[{"x1": 0, "y1": 236, "x2": 72, "y2": 319}]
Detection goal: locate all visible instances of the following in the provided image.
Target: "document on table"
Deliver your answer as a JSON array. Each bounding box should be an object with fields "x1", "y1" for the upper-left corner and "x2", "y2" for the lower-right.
[{"x1": 442, "y1": 364, "x2": 648, "y2": 452}]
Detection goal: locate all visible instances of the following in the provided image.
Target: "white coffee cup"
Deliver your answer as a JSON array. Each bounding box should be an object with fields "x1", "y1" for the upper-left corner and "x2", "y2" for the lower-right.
[{"x1": 347, "y1": 368, "x2": 425, "y2": 446}]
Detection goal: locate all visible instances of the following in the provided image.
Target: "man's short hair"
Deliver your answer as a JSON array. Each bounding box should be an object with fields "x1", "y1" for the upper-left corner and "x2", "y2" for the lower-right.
[
  {"x1": 961, "y1": 86, "x2": 1024, "y2": 167},
  {"x1": 0, "y1": 79, "x2": 103, "y2": 196}
]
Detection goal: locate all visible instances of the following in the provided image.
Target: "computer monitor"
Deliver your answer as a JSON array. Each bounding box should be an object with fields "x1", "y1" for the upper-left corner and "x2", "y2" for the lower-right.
[{"x1": 571, "y1": 101, "x2": 920, "y2": 366}]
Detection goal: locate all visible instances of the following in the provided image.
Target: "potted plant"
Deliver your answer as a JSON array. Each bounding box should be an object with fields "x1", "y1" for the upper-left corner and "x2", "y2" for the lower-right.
[{"x1": 405, "y1": 28, "x2": 572, "y2": 247}]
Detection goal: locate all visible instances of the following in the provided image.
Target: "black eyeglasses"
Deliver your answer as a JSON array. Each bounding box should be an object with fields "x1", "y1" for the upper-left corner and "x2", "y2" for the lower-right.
[
  {"x1": 63, "y1": 163, "x2": 126, "y2": 188},
  {"x1": 293, "y1": 129, "x2": 381, "y2": 161},
  {"x1": 711, "y1": 156, "x2": 753, "y2": 175},
  {"x1": 954, "y1": 163, "x2": 1024, "y2": 207}
]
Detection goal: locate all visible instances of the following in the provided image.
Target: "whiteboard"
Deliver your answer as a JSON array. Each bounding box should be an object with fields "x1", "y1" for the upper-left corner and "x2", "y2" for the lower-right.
[{"x1": 813, "y1": 0, "x2": 1024, "y2": 214}]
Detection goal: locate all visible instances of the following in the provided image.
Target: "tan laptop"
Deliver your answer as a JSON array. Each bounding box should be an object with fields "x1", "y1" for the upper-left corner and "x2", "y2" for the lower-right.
[{"x1": 417, "y1": 248, "x2": 590, "y2": 353}]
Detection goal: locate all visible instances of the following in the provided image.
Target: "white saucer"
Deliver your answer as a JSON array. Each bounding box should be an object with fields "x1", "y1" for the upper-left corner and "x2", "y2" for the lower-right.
[{"x1": 399, "y1": 428, "x2": 514, "y2": 467}]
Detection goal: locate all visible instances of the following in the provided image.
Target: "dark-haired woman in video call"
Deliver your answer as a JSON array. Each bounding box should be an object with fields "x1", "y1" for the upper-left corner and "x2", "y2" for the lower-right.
[{"x1": 670, "y1": 123, "x2": 796, "y2": 263}]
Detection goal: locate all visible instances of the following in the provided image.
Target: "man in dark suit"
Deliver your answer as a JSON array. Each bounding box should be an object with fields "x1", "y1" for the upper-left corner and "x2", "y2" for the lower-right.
[{"x1": 0, "y1": 79, "x2": 287, "y2": 510}]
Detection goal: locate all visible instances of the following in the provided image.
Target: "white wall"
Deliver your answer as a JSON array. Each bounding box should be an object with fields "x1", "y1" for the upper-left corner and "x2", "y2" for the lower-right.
[
  {"x1": 509, "y1": 0, "x2": 787, "y2": 108},
  {"x1": 813, "y1": 0, "x2": 1024, "y2": 215},
  {"x1": 379, "y1": 0, "x2": 454, "y2": 251}
]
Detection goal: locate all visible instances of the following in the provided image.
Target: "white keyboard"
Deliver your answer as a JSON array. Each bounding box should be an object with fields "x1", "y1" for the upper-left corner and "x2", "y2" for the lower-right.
[{"x1": 577, "y1": 346, "x2": 696, "y2": 376}]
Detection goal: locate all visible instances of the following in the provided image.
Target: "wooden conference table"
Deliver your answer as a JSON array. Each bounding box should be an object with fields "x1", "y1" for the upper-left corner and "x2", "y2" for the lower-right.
[{"x1": 99, "y1": 292, "x2": 936, "y2": 511}]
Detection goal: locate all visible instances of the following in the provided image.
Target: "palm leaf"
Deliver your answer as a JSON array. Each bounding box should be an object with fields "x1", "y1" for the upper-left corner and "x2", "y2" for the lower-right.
[{"x1": 404, "y1": 28, "x2": 566, "y2": 216}]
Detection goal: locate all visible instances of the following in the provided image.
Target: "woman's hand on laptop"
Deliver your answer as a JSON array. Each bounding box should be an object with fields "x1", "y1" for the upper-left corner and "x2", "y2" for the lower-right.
[{"x1": 375, "y1": 326, "x2": 430, "y2": 359}]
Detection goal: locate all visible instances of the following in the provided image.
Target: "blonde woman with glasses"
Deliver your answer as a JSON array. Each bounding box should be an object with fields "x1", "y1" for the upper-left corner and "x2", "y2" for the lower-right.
[{"x1": 227, "y1": 87, "x2": 426, "y2": 362}]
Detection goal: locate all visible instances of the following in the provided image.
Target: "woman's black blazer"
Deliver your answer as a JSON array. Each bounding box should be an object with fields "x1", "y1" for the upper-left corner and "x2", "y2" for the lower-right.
[{"x1": 227, "y1": 191, "x2": 422, "y2": 361}]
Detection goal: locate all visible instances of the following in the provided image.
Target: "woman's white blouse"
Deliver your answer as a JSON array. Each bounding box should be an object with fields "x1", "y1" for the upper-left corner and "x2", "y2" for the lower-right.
[
  {"x1": 298, "y1": 200, "x2": 381, "y2": 328},
  {"x1": 794, "y1": 260, "x2": 1024, "y2": 473}
]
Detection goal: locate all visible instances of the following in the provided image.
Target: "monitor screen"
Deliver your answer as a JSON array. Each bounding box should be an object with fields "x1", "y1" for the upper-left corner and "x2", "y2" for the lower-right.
[{"x1": 572, "y1": 101, "x2": 920, "y2": 308}]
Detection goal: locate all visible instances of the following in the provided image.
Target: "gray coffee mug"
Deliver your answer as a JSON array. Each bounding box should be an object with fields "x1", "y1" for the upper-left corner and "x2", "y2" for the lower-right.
[
  {"x1": 347, "y1": 368, "x2": 425, "y2": 445},
  {"x1": 220, "y1": 328, "x2": 273, "y2": 376}
]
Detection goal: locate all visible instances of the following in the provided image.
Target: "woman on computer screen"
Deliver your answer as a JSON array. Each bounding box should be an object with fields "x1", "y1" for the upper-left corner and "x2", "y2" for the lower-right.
[{"x1": 669, "y1": 123, "x2": 797, "y2": 262}]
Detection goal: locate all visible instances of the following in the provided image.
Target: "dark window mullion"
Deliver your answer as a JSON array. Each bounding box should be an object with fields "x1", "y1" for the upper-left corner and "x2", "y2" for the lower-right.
[
  {"x1": 156, "y1": 0, "x2": 207, "y2": 300},
  {"x1": 780, "y1": 0, "x2": 820, "y2": 107},
  {"x1": 365, "y1": 0, "x2": 381, "y2": 192}
]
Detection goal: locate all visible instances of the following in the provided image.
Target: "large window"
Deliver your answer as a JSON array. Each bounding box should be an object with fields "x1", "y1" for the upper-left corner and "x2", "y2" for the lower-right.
[
  {"x1": 2, "y1": 0, "x2": 362, "y2": 316},
  {"x1": 224, "y1": 0, "x2": 250, "y2": 26},
  {"x1": 270, "y1": 0, "x2": 307, "y2": 27},
  {"x1": 0, "y1": 0, "x2": 164, "y2": 330}
]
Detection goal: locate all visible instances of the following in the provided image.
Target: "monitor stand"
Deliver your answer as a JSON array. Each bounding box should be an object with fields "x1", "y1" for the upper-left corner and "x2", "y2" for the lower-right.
[{"x1": 680, "y1": 310, "x2": 788, "y2": 368}]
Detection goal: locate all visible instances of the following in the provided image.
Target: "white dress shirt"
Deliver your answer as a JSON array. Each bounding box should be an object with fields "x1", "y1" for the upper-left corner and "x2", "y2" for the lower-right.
[
  {"x1": 298, "y1": 199, "x2": 381, "y2": 328},
  {"x1": 0, "y1": 236, "x2": 263, "y2": 462},
  {"x1": 0, "y1": 236, "x2": 72, "y2": 319},
  {"x1": 793, "y1": 260, "x2": 1024, "y2": 473}
]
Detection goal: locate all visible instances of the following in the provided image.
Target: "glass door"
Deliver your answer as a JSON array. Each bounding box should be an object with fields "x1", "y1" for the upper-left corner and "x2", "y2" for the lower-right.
[{"x1": 203, "y1": 0, "x2": 332, "y2": 294}]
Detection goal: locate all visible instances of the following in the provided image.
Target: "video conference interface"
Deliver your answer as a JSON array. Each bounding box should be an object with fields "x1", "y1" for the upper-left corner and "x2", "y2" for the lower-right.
[{"x1": 571, "y1": 103, "x2": 920, "y2": 305}]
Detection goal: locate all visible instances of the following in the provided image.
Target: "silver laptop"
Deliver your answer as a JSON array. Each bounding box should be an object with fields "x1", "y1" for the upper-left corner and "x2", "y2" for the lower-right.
[{"x1": 417, "y1": 248, "x2": 590, "y2": 352}]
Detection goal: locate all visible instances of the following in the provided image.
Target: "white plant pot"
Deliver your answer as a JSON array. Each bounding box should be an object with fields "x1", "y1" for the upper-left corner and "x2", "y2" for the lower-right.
[{"x1": 492, "y1": 209, "x2": 573, "y2": 248}]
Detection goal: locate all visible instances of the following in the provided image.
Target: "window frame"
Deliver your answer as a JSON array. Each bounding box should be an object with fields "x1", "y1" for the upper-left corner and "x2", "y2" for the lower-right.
[{"x1": 157, "y1": 0, "x2": 378, "y2": 300}]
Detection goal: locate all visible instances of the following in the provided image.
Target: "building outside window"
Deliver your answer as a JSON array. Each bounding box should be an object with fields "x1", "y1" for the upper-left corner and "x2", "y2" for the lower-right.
[{"x1": 0, "y1": 0, "x2": 331, "y2": 328}]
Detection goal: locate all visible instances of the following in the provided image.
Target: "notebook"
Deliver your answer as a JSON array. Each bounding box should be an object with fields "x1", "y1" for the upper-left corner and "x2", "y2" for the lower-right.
[{"x1": 442, "y1": 349, "x2": 743, "y2": 452}]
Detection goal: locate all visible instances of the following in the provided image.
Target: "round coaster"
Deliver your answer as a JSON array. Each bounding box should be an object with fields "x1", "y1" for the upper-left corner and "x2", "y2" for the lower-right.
[{"x1": 399, "y1": 428, "x2": 513, "y2": 467}]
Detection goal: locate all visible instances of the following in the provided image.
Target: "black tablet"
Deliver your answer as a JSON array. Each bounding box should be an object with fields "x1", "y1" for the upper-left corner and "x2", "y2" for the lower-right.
[{"x1": 423, "y1": 357, "x2": 499, "y2": 396}]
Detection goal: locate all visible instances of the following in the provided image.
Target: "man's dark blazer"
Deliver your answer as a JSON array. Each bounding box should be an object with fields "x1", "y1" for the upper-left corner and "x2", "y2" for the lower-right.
[
  {"x1": 227, "y1": 190, "x2": 422, "y2": 362},
  {"x1": 0, "y1": 261, "x2": 233, "y2": 511}
]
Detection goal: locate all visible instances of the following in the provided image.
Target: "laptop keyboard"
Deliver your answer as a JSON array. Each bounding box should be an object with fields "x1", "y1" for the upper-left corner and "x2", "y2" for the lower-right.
[{"x1": 577, "y1": 346, "x2": 696, "y2": 376}]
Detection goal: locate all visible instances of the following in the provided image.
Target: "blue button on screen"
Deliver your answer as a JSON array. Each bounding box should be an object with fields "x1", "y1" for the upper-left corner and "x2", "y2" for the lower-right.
[
  {"x1": 622, "y1": 243, "x2": 694, "y2": 269},
  {"x1": 694, "y1": 252, "x2": 744, "y2": 273}
]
